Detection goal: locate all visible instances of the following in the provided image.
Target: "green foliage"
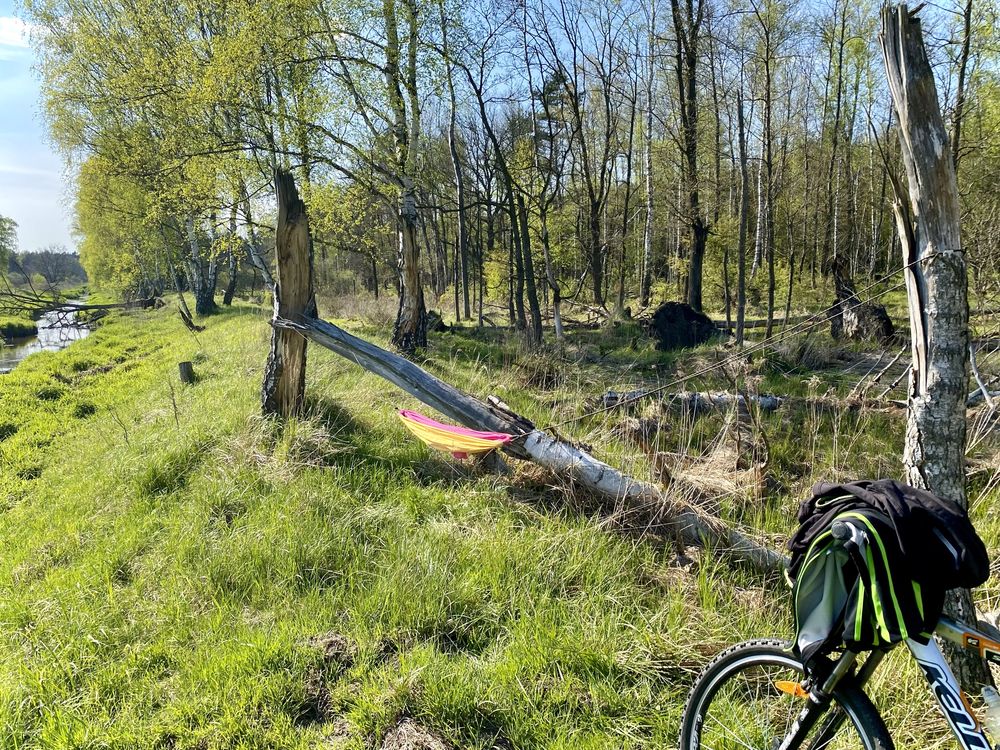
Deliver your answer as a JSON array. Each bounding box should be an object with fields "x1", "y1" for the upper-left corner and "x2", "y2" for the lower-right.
[
  {"x1": 0, "y1": 215, "x2": 17, "y2": 268},
  {"x1": 0, "y1": 316, "x2": 38, "y2": 340}
]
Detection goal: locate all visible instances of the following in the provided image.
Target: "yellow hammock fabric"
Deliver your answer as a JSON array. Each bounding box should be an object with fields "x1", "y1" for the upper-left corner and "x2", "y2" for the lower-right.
[{"x1": 397, "y1": 409, "x2": 513, "y2": 459}]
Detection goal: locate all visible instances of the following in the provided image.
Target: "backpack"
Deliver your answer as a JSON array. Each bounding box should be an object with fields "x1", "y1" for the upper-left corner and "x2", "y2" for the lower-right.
[{"x1": 788, "y1": 480, "x2": 989, "y2": 668}]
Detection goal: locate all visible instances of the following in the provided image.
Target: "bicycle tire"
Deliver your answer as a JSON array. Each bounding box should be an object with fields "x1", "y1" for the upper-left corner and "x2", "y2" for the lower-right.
[{"x1": 679, "y1": 639, "x2": 894, "y2": 750}]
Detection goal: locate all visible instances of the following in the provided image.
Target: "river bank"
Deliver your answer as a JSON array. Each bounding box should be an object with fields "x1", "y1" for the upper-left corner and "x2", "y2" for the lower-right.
[
  {"x1": 0, "y1": 302, "x2": 996, "y2": 747},
  {"x1": 0, "y1": 302, "x2": 90, "y2": 374}
]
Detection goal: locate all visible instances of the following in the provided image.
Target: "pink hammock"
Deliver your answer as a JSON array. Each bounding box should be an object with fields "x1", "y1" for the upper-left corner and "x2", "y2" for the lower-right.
[{"x1": 397, "y1": 409, "x2": 513, "y2": 459}]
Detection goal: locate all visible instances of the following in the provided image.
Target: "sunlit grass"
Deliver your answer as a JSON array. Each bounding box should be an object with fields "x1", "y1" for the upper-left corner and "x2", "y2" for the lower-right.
[{"x1": 0, "y1": 300, "x2": 995, "y2": 748}]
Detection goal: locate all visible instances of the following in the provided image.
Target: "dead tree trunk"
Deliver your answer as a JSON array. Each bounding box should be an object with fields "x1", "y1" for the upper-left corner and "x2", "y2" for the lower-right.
[
  {"x1": 735, "y1": 78, "x2": 750, "y2": 347},
  {"x1": 262, "y1": 169, "x2": 315, "y2": 418},
  {"x1": 639, "y1": 0, "x2": 656, "y2": 308},
  {"x1": 275, "y1": 314, "x2": 786, "y2": 575},
  {"x1": 880, "y1": 3, "x2": 989, "y2": 691}
]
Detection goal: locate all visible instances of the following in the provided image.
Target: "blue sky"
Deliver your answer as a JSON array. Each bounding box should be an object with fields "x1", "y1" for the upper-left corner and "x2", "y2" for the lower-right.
[{"x1": 0, "y1": 0, "x2": 73, "y2": 253}]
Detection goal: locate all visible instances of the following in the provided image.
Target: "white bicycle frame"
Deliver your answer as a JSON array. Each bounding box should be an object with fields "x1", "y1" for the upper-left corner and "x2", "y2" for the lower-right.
[{"x1": 909, "y1": 617, "x2": 1000, "y2": 750}]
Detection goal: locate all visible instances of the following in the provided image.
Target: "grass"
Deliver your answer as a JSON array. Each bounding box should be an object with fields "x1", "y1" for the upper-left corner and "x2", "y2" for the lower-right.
[
  {"x1": 0, "y1": 316, "x2": 38, "y2": 341},
  {"x1": 0, "y1": 300, "x2": 997, "y2": 748}
]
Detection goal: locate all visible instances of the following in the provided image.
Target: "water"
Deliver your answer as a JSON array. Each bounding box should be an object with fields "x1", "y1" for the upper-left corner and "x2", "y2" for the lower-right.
[{"x1": 0, "y1": 303, "x2": 90, "y2": 374}]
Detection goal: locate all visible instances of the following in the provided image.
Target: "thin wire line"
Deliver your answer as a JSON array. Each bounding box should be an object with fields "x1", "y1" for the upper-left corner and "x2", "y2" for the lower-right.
[{"x1": 534, "y1": 252, "x2": 941, "y2": 434}]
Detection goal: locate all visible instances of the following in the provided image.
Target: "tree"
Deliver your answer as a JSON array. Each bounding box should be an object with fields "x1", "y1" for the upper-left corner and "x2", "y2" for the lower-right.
[
  {"x1": 671, "y1": 0, "x2": 709, "y2": 311},
  {"x1": 0, "y1": 216, "x2": 17, "y2": 275},
  {"x1": 881, "y1": 2, "x2": 989, "y2": 691},
  {"x1": 16, "y1": 246, "x2": 86, "y2": 286}
]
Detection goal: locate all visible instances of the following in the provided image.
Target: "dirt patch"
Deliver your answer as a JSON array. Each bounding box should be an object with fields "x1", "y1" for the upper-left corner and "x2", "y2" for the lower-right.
[
  {"x1": 309, "y1": 632, "x2": 358, "y2": 673},
  {"x1": 381, "y1": 719, "x2": 451, "y2": 750},
  {"x1": 297, "y1": 633, "x2": 358, "y2": 726}
]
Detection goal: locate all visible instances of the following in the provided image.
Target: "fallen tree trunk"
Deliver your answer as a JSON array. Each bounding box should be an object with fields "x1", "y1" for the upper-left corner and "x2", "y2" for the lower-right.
[
  {"x1": 274, "y1": 314, "x2": 788, "y2": 575},
  {"x1": 593, "y1": 389, "x2": 784, "y2": 413},
  {"x1": 591, "y1": 389, "x2": 909, "y2": 415},
  {"x1": 0, "y1": 292, "x2": 160, "y2": 318},
  {"x1": 714, "y1": 313, "x2": 815, "y2": 331}
]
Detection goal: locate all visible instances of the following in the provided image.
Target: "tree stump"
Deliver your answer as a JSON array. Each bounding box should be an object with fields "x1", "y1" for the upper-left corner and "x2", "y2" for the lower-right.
[
  {"x1": 828, "y1": 257, "x2": 894, "y2": 344},
  {"x1": 178, "y1": 361, "x2": 195, "y2": 384},
  {"x1": 648, "y1": 302, "x2": 718, "y2": 351},
  {"x1": 261, "y1": 168, "x2": 315, "y2": 417}
]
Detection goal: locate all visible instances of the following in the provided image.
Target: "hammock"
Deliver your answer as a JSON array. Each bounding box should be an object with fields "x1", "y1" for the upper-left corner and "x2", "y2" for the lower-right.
[{"x1": 397, "y1": 409, "x2": 513, "y2": 459}]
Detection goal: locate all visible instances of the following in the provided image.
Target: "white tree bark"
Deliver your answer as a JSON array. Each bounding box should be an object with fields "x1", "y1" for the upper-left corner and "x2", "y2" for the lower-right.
[{"x1": 880, "y1": 3, "x2": 986, "y2": 690}]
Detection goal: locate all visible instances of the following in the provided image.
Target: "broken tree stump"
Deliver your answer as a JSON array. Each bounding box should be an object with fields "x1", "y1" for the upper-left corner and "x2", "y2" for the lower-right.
[
  {"x1": 648, "y1": 302, "x2": 719, "y2": 351},
  {"x1": 828, "y1": 257, "x2": 895, "y2": 344},
  {"x1": 261, "y1": 168, "x2": 315, "y2": 417}
]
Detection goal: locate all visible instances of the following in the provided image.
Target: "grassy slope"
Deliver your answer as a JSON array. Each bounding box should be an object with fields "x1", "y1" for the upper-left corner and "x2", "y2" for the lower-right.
[{"x1": 0, "y1": 303, "x2": 997, "y2": 749}]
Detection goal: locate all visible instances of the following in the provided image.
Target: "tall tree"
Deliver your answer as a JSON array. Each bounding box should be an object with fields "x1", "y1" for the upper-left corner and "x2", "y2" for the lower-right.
[
  {"x1": 881, "y1": 2, "x2": 989, "y2": 691},
  {"x1": 670, "y1": 0, "x2": 709, "y2": 311}
]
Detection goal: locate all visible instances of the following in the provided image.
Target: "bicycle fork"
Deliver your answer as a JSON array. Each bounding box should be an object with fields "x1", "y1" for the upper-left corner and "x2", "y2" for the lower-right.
[
  {"x1": 777, "y1": 638, "x2": 994, "y2": 750},
  {"x1": 774, "y1": 649, "x2": 872, "y2": 750}
]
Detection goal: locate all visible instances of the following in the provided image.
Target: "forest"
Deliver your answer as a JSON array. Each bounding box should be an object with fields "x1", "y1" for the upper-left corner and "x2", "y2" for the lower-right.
[
  {"x1": 0, "y1": 0, "x2": 998, "y2": 747},
  {"x1": 15, "y1": 0, "x2": 1000, "y2": 342}
]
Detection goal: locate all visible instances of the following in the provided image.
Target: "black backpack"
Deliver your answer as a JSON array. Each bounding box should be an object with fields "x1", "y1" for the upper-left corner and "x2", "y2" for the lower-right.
[{"x1": 788, "y1": 480, "x2": 989, "y2": 667}]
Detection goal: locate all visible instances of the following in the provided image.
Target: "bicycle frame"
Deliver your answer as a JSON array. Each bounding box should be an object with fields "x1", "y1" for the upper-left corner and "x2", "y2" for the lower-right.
[
  {"x1": 775, "y1": 616, "x2": 999, "y2": 750},
  {"x1": 798, "y1": 518, "x2": 1000, "y2": 750},
  {"x1": 907, "y1": 615, "x2": 1000, "y2": 750}
]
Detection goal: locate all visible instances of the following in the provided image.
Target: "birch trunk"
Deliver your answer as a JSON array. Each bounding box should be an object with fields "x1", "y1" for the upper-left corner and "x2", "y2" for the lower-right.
[
  {"x1": 184, "y1": 215, "x2": 217, "y2": 316},
  {"x1": 880, "y1": 3, "x2": 988, "y2": 691}
]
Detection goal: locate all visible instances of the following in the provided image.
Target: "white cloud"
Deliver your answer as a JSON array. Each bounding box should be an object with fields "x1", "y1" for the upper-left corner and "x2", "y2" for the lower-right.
[{"x1": 0, "y1": 16, "x2": 31, "y2": 49}]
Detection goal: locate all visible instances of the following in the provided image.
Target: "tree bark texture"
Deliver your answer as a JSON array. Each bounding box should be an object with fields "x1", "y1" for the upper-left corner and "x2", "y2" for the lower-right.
[
  {"x1": 671, "y1": 0, "x2": 708, "y2": 311},
  {"x1": 184, "y1": 215, "x2": 218, "y2": 316},
  {"x1": 262, "y1": 169, "x2": 315, "y2": 418},
  {"x1": 880, "y1": 3, "x2": 987, "y2": 691},
  {"x1": 391, "y1": 181, "x2": 427, "y2": 353}
]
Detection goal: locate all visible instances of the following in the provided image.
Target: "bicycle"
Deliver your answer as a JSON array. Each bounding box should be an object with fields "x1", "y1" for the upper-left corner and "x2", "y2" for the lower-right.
[{"x1": 679, "y1": 519, "x2": 1000, "y2": 750}]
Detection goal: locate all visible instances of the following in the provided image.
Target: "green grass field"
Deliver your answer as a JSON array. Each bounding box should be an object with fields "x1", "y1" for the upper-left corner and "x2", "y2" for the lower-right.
[{"x1": 0, "y1": 302, "x2": 997, "y2": 748}]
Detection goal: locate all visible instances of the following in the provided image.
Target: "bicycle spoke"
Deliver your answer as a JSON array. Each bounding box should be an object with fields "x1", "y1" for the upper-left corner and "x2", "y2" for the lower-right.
[{"x1": 682, "y1": 643, "x2": 888, "y2": 750}]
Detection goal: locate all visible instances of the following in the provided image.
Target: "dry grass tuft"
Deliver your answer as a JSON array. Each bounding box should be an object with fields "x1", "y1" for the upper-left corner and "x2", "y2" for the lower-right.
[
  {"x1": 381, "y1": 719, "x2": 451, "y2": 750},
  {"x1": 216, "y1": 414, "x2": 351, "y2": 480}
]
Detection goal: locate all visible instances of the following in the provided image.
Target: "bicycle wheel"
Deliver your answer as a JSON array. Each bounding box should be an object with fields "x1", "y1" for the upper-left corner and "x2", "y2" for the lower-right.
[{"x1": 679, "y1": 640, "x2": 893, "y2": 750}]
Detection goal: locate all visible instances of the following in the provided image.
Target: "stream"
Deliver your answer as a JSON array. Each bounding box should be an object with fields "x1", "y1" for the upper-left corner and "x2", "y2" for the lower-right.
[{"x1": 0, "y1": 303, "x2": 90, "y2": 374}]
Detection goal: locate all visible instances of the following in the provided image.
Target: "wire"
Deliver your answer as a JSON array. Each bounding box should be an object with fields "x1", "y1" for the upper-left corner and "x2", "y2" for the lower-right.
[{"x1": 536, "y1": 253, "x2": 940, "y2": 434}]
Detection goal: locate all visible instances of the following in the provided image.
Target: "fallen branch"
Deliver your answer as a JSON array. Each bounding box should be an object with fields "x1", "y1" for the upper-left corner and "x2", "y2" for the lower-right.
[
  {"x1": 178, "y1": 306, "x2": 206, "y2": 333},
  {"x1": 713, "y1": 313, "x2": 817, "y2": 331},
  {"x1": 275, "y1": 315, "x2": 788, "y2": 575},
  {"x1": 0, "y1": 288, "x2": 159, "y2": 317},
  {"x1": 592, "y1": 389, "x2": 784, "y2": 413}
]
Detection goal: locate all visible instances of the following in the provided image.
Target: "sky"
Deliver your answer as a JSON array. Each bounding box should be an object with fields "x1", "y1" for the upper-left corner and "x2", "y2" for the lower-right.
[{"x1": 0, "y1": 1, "x2": 73, "y2": 254}]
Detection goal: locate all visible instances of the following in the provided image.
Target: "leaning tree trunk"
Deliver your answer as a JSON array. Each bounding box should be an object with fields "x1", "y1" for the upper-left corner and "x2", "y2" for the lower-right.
[
  {"x1": 262, "y1": 169, "x2": 315, "y2": 417},
  {"x1": 275, "y1": 313, "x2": 787, "y2": 576},
  {"x1": 880, "y1": 3, "x2": 989, "y2": 691}
]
